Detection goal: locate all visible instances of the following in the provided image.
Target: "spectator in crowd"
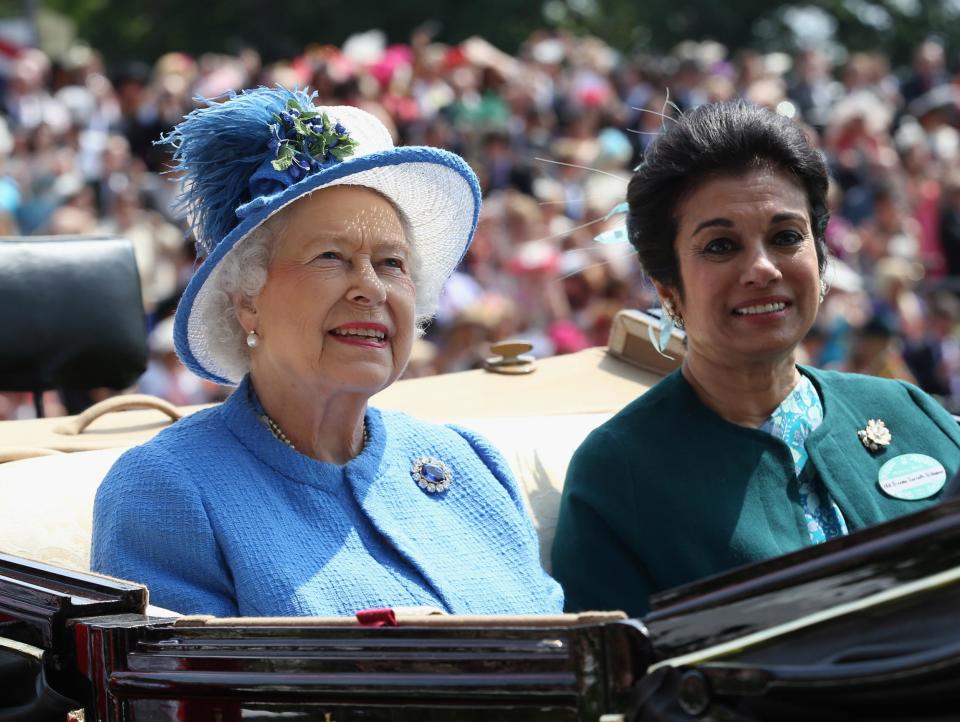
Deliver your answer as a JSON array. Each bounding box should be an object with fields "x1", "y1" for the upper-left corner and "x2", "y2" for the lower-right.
[{"x1": 0, "y1": 30, "x2": 958, "y2": 422}]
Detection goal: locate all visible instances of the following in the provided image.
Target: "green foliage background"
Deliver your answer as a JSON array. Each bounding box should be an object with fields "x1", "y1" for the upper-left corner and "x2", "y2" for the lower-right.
[{"x1": 7, "y1": 0, "x2": 960, "y2": 67}]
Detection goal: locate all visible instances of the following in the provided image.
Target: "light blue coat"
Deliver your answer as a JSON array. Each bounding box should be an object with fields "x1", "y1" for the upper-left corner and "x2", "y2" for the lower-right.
[{"x1": 92, "y1": 376, "x2": 563, "y2": 616}]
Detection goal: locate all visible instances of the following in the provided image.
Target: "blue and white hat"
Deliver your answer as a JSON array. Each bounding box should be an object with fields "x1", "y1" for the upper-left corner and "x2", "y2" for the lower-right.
[{"x1": 164, "y1": 86, "x2": 481, "y2": 385}]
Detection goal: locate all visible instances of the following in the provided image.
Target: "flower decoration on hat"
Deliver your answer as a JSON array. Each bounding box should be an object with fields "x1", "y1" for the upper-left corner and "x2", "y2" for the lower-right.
[
  {"x1": 267, "y1": 99, "x2": 358, "y2": 181},
  {"x1": 248, "y1": 97, "x2": 359, "y2": 206}
]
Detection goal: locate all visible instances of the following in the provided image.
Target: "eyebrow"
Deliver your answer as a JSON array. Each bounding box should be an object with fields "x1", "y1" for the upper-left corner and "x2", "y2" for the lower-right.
[
  {"x1": 691, "y1": 218, "x2": 733, "y2": 236},
  {"x1": 690, "y1": 211, "x2": 808, "y2": 236},
  {"x1": 377, "y1": 239, "x2": 411, "y2": 255},
  {"x1": 305, "y1": 231, "x2": 408, "y2": 248},
  {"x1": 771, "y1": 212, "x2": 808, "y2": 224}
]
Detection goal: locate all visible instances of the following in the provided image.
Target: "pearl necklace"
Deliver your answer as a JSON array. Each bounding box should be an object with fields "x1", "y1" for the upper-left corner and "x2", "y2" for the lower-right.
[
  {"x1": 261, "y1": 414, "x2": 368, "y2": 453},
  {"x1": 262, "y1": 415, "x2": 296, "y2": 449}
]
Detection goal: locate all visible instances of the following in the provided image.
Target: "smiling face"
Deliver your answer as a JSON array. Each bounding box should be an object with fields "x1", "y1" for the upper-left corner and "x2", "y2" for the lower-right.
[
  {"x1": 237, "y1": 185, "x2": 415, "y2": 399},
  {"x1": 656, "y1": 166, "x2": 822, "y2": 368}
]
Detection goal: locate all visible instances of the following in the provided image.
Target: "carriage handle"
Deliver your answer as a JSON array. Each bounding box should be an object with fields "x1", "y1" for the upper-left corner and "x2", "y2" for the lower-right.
[{"x1": 53, "y1": 394, "x2": 183, "y2": 435}]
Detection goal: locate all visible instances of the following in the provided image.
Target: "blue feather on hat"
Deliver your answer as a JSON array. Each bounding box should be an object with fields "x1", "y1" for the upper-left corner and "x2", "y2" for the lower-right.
[{"x1": 159, "y1": 86, "x2": 316, "y2": 256}]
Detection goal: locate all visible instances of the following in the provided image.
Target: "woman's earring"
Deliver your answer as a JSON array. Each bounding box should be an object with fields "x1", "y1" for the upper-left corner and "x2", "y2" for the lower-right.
[
  {"x1": 671, "y1": 308, "x2": 685, "y2": 329},
  {"x1": 650, "y1": 300, "x2": 677, "y2": 357},
  {"x1": 246, "y1": 330, "x2": 259, "y2": 349},
  {"x1": 664, "y1": 300, "x2": 685, "y2": 329},
  {"x1": 819, "y1": 277, "x2": 828, "y2": 304}
]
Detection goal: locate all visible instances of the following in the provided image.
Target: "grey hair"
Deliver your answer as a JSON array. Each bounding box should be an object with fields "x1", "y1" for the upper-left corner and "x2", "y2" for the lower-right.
[{"x1": 203, "y1": 192, "x2": 439, "y2": 381}]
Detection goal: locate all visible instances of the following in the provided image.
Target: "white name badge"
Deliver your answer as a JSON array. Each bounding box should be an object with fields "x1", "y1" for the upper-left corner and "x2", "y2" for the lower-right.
[{"x1": 878, "y1": 453, "x2": 947, "y2": 501}]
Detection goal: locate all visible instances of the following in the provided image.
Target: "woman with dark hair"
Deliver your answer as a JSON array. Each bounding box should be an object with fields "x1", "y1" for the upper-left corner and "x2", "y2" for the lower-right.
[{"x1": 552, "y1": 101, "x2": 960, "y2": 617}]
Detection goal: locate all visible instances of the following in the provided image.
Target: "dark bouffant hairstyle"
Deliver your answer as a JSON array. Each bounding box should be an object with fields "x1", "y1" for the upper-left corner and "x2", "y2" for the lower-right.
[{"x1": 626, "y1": 101, "x2": 830, "y2": 293}]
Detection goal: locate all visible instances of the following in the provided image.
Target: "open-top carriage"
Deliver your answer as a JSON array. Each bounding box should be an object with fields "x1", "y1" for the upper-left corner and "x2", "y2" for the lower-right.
[{"x1": 4, "y1": 482, "x2": 960, "y2": 721}]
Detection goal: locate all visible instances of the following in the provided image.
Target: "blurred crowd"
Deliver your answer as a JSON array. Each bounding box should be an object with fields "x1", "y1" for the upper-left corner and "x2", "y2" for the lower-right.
[{"x1": 2, "y1": 27, "x2": 960, "y2": 418}]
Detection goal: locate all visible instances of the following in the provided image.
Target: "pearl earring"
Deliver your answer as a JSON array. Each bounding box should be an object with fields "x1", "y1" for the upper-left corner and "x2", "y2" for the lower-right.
[{"x1": 246, "y1": 330, "x2": 259, "y2": 348}]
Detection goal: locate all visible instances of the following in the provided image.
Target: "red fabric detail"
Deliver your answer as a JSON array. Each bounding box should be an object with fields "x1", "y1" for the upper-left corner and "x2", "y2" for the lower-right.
[{"x1": 356, "y1": 607, "x2": 398, "y2": 626}]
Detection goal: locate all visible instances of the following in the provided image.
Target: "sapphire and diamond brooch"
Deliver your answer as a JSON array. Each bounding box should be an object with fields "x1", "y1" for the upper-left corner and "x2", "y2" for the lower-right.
[{"x1": 411, "y1": 457, "x2": 452, "y2": 493}]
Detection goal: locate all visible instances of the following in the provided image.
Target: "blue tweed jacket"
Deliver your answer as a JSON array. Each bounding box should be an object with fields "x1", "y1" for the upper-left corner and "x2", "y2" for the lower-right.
[{"x1": 92, "y1": 377, "x2": 563, "y2": 616}]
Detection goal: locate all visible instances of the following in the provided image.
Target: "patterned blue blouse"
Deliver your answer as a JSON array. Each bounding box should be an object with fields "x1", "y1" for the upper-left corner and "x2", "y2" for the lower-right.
[{"x1": 760, "y1": 375, "x2": 849, "y2": 544}]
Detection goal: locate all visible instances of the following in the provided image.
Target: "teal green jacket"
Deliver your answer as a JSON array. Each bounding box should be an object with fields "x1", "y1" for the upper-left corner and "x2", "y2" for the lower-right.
[{"x1": 552, "y1": 366, "x2": 960, "y2": 617}]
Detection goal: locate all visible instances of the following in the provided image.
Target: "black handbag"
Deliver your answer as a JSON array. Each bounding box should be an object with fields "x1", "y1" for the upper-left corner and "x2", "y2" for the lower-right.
[{"x1": 0, "y1": 235, "x2": 148, "y2": 397}]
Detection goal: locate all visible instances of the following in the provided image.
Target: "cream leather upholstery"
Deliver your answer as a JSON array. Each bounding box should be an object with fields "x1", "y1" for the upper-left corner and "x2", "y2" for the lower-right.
[
  {"x1": 0, "y1": 448, "x2": 124, "y2": 570},
  {"x1": 452, "y1": 414, "x2": 611, "y2": 571}
]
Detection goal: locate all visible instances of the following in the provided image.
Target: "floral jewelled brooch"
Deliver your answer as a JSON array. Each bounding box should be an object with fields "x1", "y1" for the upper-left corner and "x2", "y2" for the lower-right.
[
  {"x1": 411, "y1": 457, "x2": 453, "y2": 494},
  {"x1": 858, "y1": 419, "x2": 892, "y2": 452}
]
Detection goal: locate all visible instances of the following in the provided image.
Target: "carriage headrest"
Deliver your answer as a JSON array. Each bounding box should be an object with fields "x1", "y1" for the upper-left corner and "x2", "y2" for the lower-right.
[{"x1": 0, "y1": 235, "x2": 147, "y2": 392}]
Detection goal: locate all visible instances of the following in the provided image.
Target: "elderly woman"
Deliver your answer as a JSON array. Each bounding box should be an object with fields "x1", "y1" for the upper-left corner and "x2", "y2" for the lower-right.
[
  {"x1": 552, "y1": 101, "x2": 960, "y2": 617},
  {"x1": 92, "y1": 87, "x2": 563, "y2": 617}
]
